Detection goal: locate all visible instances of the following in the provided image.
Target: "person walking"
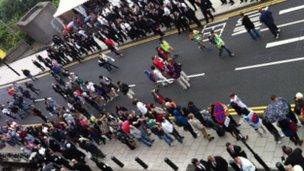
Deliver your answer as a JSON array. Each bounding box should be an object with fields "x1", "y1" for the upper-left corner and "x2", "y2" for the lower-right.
[
  {"x1": 151, "y1": 66, "x2": 173, "y2": 86},
  {"x1": 191, "y1": 158, "x2": 210, "y2": 171},
  {"x1": 117, "y1": 81, "x2": 135, "y2": 99},
  {"x1": 22, "y1": 69, "x2": 38, "y2": 81},
  {"x1": 209, "y1": 31, "x2": 235, "y2": 57},
  {"x1": 97, "y1": 53, "x2": 119, "y2": 72},
  {"x1": 32, "y1": 59, "x2": 46, "y2": 71},
  {"x1": 167, "y1": 59, "x2": 190, "y2": 90},
  {"x1": 25, "y1": 82, "x2": 40, "y2": 95},
  {"x1": 241, "y1": 13, "x2": 260, "y2": 40},
  {"x1": 259, "y1": 8, "x2": 280, "y2": 39},
  {"x1": 281, "y1": 146, "x2": 304, "y2": 168}
]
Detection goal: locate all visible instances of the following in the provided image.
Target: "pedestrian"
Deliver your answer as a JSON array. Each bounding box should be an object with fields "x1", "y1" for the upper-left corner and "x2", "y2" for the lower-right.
[
  {"x1": 129, "y1": 125, "x2": 154, "y2": 147},
  {"x1": 147, "y1": 118, "x2": 174, "y2": 146},
  {"x1": 151, "y1": 66, "x2": 173, "y2": 86},
  {"x1": 197, "y1": 0, "x2": 214, "y2": 23},
  {"x1": 25, "y1": 82, "x2": 40, "y2": 95},
  {"x1": 209, "y1": 30, "x2": 235, "y2": 57},
  {"x1": 229, "y1": 93, "x2": 250, "y2": 116},
  {"x1": 32, "y1": 59, "x2": 46, "y2": 71},
  {"x1": 0, "y1": 105, "x2": 17, "y2": 120},
  {"x1": 22, "y1": 90, "x2": 36, "y2": 102},
  {"x1": 132, "y1": 99, "x2": 148, "y2": 116},
  {"x1": 188, "y1": 113, "x2": 214, "y2": 141},
  {"x1": 243, "y1": 111, "x2": 267, "y2": 136},
  {"x1": 104, "y1": 37, "x2": 123, "y2": 57},
  {"x1": 241, "y1": 13, "x2": 260, "y2": 40},
  {"x1": 226, "y1": 142, "x2": 247, "y2": 158},
  {"x1": 171, "y1": 107, "x2": 197, "y2": 138},
  {"x1": 159, "y1": 38, "x2": 174, "y2": 58},
  {"x1": 293, "y1": 92, "x2": 304, "y2": 125},
  {"x1": 191, "y1": 158, "x2": 210, "y2": 171},
  {"x1": 232, "y1": 156, "x2": 256, "y2": 171},
  {"x1": 167, "y1": 59, "x2": 190, "y2": 90},
  {"x1": 189, "y1": 30, "x2": 209, "y2": 51},
  {"x1": 259, "y1": 8, "x2": 280, "y2": 39},
  {"x1": 31, "y1": 106, "x2": 48, "y2": 123},
  {"x1": 117, "y1": 81, "x2": 135, "y2": 99},
  {"x1": 262, "y1": 118, "x2": 283, "y2": 144},
  {"x1": 97, "y1": 53, "x2": 118, "y2": 72},
  {"x1": 281, "y1": 145, "x2": 304, "y2": 169},
  {"x1": 161, "y1": 118, "x2": 185, "y2": 143},
  {"x1": 22, "y1": 69, "x2": 38, "y2": 81},
  {"x1": 207, "y1": 155, "x2": 229, "y2": 171}
]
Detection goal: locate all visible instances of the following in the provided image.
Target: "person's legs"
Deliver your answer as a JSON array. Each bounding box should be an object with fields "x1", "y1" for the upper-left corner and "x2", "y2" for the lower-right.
[
  {"x1": 171, "y1": 128, "x2": 184, "y2": 143},
  {"x1": 184, "y1": 123, "x2": 197, "y2": 138},
  {"x1": 202, "y1": 10, "x2": 209, "y2": 23},
  {"x1": 247, "y1": 29, "x2": 257, "y2": 40},
  {"x1": 176, "y1": 77, "x2": 188, "y2": 90},
  {"x1": 252, "y1": 28, "x2": 260, "y2": 38},
  {"x1": 223, "y1": 46, "x2": 234, "y2": 57}
]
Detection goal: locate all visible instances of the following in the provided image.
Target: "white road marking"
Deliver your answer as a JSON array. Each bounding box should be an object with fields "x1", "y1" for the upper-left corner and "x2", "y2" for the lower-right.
[
  {"x1": 266, "y1": 36, "x2": 304, "y2": 48},
  {"x1": 34, "y1": 97, "x2": 51, "y2": 102},
  {"x1": 279, "y1": 5, "x2": 304, "y2": 15},
  {"x1": 232, "y1": 19, "x2": 304, "y2": 36},
  {"x1": 131, "y1": 72, "x2": 206, "y2": 86},
  {"x1": 235, "y1": 57, "x2": 304, "y2": 71}
]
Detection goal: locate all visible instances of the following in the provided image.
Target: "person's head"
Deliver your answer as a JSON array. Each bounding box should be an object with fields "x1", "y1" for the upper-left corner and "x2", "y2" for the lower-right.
[
  {"x1": 211, "y1": 30, "x2": 215, "y2": 35},
  {"x1": 207, "y1": 155, "x2": 215, "y2": 162},
  {"x1": 132, "y1": 99, "x2": 139, "y2": 105},
  {"x1": 270, "y1": 95, "x2": 278, "y2": 101},
  {"x1": 295, "y1": 92, "x2": 303, "y2": 100},
  {"x1": 188, "y1": 101, "x2": 194, "y2": 107},
  {"x1": 151, "y1": 65, "x2": 156, "y2": 70},
  {"x1": 225, "y1": 142, "x2": 231, "y2": 148},
  {"x1": 117, "y1": 81, "x2": 121, "y2": 85},
  {"x1": 240, "y1": 12, "x2": 245, "y2": 17},
  {"x1": 188, "y1": 113, "x2": 194, "y2": 119},
  {"x1": 159, "y1": 37, "x2": 163, "y2": 42},
  {"x1": 191, "y1": 158, "x2": 199, "y2": 165},
  {"x1": 229, "y1": 93, "x2": 236, "y2": 99},
  {"x1": 259, "y1": 8, "x2": 263, "y2": 13},
  {"x1": 282, "y1": 145, "x2": 293, "y2": 155},
  {"x1": 234, "y1": 157, "x2": 242, "y2": 165}
]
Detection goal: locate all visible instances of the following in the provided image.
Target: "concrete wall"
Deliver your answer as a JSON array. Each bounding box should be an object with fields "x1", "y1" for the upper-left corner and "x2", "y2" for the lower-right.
[
  {"x1": 5, "y1": 41, "x2": 30, "y2": 63},
  {"x1": 17, "y1": 2, "x2": 62, "y2": 44}
]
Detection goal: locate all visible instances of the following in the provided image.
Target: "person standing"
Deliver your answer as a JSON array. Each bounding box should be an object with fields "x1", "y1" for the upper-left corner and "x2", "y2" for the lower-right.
[
  {"x1": 282, "y1": 146, "x2": 304, "y2": 169},
  {"x1": 22, "y1": 69, "x2": 38, "y2": 81},
  {"x1": 226, "y1": 142, "x2": 247, "y2": 158},
  {"x1": 241, "y1": 13, "x2": 260, "y2": 40},
  {"x1": 197, "y1": 0, "x2": 214, "y2": 23},
  {"x1": 25, "y1": 82, "x2": 40, "y2": 95},
  {"x1": 209, "y1": 30, "x2": 235, "y2": 57},
  {"x1": 151, "y1": 66, "x2": 173, "y2": 86},
  {"x1": 233, "y1": 156, "x2": 256, "y2": 171},
  {"x1": 31, "y1": 106, "x2": 48, "y2": 123},
  {"x1": 104, "y1": 37, "x2": 123, "y2": 57},
  {"x1": 207, "y1": 155, "x2": 229, "y2": 171},
  {"x1": 188, "y1": 113, "x2": 214, "y2": 141},
  {"x1": 191, "y1": 158, "x2": 210, "y2": 171},
  {"x1": 117, "y1": 81, "x2": 135, "y2": 99},
  {"x1": 167, "y1": 59, "x2": 190, "y2": 90},
  {"x1": 97, "y1": 53, "x2": 118, "y2": 72},
  {"x1": 259, "y1": 8, "x2": 280, "y2": 39}
]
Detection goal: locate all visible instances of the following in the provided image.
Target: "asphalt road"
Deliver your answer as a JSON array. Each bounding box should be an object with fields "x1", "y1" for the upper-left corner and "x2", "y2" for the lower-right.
[{"x1": 0, "y1": 0, "x2": 304, "y2": 125}]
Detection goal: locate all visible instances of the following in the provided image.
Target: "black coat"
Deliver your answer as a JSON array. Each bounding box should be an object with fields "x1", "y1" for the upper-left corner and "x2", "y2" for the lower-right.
[
  {"x1": 284, "y1": 148, "x2": 304, "y2": 168},
  {"x1": 242, "y1": 15, "x2": 255, "y2": 30},
  {"x1": 208, "y1": 156, "x2": 228, "y2": 171},
  {"x1": 226, "y1": 145, "x2": 247, "y2": 158}
]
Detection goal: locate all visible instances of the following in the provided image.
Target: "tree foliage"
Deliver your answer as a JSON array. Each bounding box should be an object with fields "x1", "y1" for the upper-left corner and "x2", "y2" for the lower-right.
[{"x1": 0, "y1": 0, "x2": 60, "y2": 51}]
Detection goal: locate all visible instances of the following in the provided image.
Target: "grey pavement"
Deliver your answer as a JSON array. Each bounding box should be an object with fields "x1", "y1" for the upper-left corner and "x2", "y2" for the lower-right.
[{"x1": 1, "y1": 0, "x2": 304, "y2": 170}]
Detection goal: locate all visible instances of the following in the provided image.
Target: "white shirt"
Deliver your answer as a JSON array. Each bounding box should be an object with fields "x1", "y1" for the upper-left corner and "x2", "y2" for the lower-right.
[
  {"x1": 238, "y1": 157, "x2": 256, "y2": 171},
  {"x1": 86, "y1": 82, "x2": 95, "y2": 92},
  {"x1": 153, "y1": 69, "x2": 165, "y2": 79},
  {"x1": 136, "y1": 102, "x2": 148, "y2": 115},
  {"x1": 231, "y1": 95, "x2": 248, "y2": 109},
  {"x1": 162, "y1": 119, "x2": 173, "y2": 133}
]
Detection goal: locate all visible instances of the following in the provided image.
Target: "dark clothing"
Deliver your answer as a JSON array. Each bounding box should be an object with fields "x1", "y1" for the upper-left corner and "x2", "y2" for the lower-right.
[
  {"x1": 284, "y1": 148, "x2": 304, "y2": 168},
  {"x1": 230, "y1": 102, "x2": 250, "y2": 116},
  {"x1": 226, "y1": 145, "x2": 247, "y2": 158},
  {"x1": 208, "y1": 156, "x2": 228, "y2": 171},
  {"x1": 242, "y1": 15, "x2": 255, "y2": 30},
  {"x1": 118, "y1": 83, "x2": 130, "y2": 95},
  {"x1": 260, "y1": 10, "x2": 279, "y2": 37}
]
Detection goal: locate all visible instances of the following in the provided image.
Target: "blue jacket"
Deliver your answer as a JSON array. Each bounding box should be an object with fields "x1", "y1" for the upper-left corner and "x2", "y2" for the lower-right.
[{"x1": 260, "y1": 10, "x2": 274, "y2": 26}]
